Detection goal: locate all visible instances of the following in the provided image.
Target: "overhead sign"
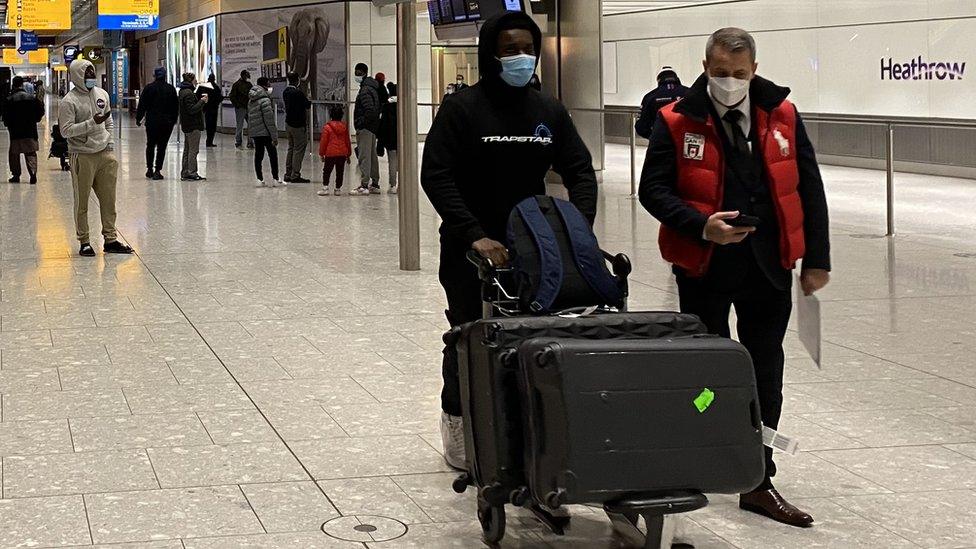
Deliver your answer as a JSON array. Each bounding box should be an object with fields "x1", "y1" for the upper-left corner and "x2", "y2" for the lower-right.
[
  {"x1": 2, "y1": 48, "x2": 50, "y2": 64},
  {"x1": 63, "y1": 44, "x2": 80, "y2": 63},
  {"x1": 3, "y1": 49, "x2": 25, "y2": 64},
  {"x1": 6, "y1": 0, "x2": 72, "y2": 30},
  {"x1": 79, "y1": 46, "x2": 105, "y2": 64},
  {"x1": 28, "y1": 48, "x2": 49, "y2": 64},
  {"x1": 98, "y1": 0, "x2": 159, "y2": 30},
  {"x1": 17, "y1": 30, "x2": 39, "y2": 52}
]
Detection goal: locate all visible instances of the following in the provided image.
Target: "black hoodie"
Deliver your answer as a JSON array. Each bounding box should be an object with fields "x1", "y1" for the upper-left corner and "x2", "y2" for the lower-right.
[{"x1": 421, "y1": 11, "x2": 598, "y2": 248}]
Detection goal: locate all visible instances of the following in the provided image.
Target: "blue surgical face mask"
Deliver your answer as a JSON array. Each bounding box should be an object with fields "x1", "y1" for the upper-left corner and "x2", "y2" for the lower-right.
[
  {"x1": 84, "y1": 78, "x2": 96, "y2": 90},
  {"x1": 497, "y1": 54, "x2": 536, "y2": 88}
]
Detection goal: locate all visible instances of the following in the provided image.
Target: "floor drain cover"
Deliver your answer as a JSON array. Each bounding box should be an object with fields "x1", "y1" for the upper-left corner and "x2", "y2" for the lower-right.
[
  {"x1": 322, "y1": 515, "x2": 407, "y2": 543},
  {"x1": 954, "y1": 253, "x2": 976, "y2": 258}
]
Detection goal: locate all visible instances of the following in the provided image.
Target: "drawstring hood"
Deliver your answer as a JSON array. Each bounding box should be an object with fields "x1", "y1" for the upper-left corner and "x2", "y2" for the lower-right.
[
  {"x1": 69, "y1": 60, "x2": 94, "y2": 93},
  {"x1": 478, "y1": 11, "x2": 542, "y2": 84}
]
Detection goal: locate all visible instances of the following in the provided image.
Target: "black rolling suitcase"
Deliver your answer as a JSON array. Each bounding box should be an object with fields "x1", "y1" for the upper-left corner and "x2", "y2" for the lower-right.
[
  {"x1": 517, "y1": 336, "x2": 766, "y2": 510},
  {"x1": 453, "y1": 313, "x2": 706, "y2": 540}
]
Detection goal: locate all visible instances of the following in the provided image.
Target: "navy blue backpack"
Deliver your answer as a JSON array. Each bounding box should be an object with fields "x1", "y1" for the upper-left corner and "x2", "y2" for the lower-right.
[{"x1": 506, "y1": 195, "x2": 626, "y2": 314}]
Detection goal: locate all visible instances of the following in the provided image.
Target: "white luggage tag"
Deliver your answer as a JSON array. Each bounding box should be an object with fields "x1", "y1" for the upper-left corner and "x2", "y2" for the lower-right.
[
  {"x1": 772, "y1": 130, "x2": 790, "y2": 157},
  {"x1": 762, "y1": 425, "x2": 800, "y2": 456}
]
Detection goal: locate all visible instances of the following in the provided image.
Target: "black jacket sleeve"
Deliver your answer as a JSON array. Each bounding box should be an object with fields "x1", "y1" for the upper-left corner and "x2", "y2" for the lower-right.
[
  {"x1": 136, "y1": 85, "x2": 152, "y2": 124},
  {"x1": 551, "y1": 104, "x2": 598, "y2": 224},
  {"x1": 634, "y1": 91, "x2": 655, "y2": 140},
  {"x1": 638, "y1": 114, "x2": 709, "y2": 239},
  {"x1": 795, "y1": 112, "x2": 831, "y2": 271},
  {"x1": 420, "y1": 99, "x2": 486, "y2": 246}
]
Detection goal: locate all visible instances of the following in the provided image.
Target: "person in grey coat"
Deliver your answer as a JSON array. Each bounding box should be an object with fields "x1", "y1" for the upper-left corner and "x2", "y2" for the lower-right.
[
  {"x1": 178, "y1": 72, "x2": 208, "y2": 181},
  {"x1": 248, "y1": 77, "x2": 282, "y2": 187}
]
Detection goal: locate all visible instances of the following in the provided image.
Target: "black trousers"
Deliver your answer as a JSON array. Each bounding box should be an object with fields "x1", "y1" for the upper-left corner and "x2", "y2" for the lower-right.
[
  {"x1": 438, "y1": 244, "x2": 483, "y2": 417},
  {"x1": 205, "y1": 110, "x2": 219, "y2": 145},
  {"x1": 675, "y1": 254, "x2": 792, "y2": 491},
  {"x1": 253, "y1": 136, "x2": 279, "y2": 181},
  {"x1": 145, "y1": 123, "x2": 174, "y2": 171},
  {"x1": 322, "y1": 157, "x2": 346, "y2": 188}
]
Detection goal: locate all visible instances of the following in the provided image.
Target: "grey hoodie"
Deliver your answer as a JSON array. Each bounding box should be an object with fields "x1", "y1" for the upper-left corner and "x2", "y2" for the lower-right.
[
  {"x1": 247, "y1": 86, "x2": 277, "y2": 139},
  {"x1": 57, "y1": 60, "x2": 114, "y2": 154}
]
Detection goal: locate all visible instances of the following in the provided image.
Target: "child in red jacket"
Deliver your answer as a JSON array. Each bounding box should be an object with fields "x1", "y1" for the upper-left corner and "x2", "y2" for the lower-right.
[{"x1": 318, "y1": 106, "x2": 353, "y2": 196}]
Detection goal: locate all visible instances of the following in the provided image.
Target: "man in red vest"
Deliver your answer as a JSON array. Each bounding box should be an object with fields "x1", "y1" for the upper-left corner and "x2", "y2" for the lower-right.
[{"x1": 640, "y1": 27, "x2": 830, "y2": 528}]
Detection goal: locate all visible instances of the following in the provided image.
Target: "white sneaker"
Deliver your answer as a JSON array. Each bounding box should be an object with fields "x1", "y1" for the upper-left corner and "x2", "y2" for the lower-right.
[
  {"x1": 440, "y1": 412, "x2": 466, "y2": 470},
  {"x1": 256, "y1": 180, "x2": 266, "y2": 187},
  {"x1": 389, "y1": 184, "x2": 398, "y2": 195},
  {"x1": 351, "y1": 186, "x2": 370, "y2": 196},
  {"x1": 317, "y1": 186, "x2": 329, "y2": 196},
  {"x1": 279, "y1": 179, "x2": 288, "y2": 187},
  {"x1": 334, "y1": 188, "x2": 342, "y2": 196}
]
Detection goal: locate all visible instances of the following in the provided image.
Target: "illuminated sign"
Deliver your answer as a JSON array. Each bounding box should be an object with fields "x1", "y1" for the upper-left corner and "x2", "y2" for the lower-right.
[
  {"x1": 6, "y1": 0, "x2": 72, "y2": 30},
  {"x1": 2, "y1": 47, "x2": 49, "y2": 64},
  {"x1": 98, "y1": 0, "x2": 159, "y2": 30}
]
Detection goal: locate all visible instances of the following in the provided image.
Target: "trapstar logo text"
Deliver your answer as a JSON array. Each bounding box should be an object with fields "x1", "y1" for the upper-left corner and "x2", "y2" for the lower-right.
[
  {"x1": 881, "y1": 56, "x2": 966, "y2": 81},
  {"x1": 482, "y1": 136, "x2": 553, "y2": 144}
]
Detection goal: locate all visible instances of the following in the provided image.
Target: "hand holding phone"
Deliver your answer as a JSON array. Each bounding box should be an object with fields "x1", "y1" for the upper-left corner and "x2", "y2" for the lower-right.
[{"x1": 726, "y1": 213, "x2": 761, "y2": 228}]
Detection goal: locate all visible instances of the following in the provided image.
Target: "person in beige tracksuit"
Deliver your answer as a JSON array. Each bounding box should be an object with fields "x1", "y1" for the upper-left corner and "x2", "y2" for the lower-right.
[{"x1": 58, "y1": 59, "x2": 133, "y2": 257}]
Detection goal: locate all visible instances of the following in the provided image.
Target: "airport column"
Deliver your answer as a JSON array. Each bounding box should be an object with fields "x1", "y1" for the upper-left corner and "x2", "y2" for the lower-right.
[{"x1": 397, "y1": 0, "x2": 421, "y2": 271}]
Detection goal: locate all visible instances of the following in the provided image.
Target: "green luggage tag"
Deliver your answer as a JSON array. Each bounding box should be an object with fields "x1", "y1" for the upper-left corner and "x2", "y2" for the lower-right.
[{"x1": 693, "y1": 388, "x2": 715, "y2": 413}]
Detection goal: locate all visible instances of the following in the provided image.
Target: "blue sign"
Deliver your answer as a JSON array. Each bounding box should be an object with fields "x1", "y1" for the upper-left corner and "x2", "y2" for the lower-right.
[
  {"x1": 97, "y1": 14, "x2": 158, "y2": 30},
  {"x1": 19, "y1": 31, "x2": 39, "y2": 51}
]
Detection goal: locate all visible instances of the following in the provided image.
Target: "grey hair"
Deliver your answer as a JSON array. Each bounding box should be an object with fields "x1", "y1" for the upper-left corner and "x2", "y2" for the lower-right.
[{"x1": 705, "y1": 27, "x2": 756, "y2": 62}]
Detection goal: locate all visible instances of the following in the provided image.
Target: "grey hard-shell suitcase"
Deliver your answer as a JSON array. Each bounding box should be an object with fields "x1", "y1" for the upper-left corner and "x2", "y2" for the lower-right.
[{"x1": 517, "y1": 336, "x2": 766, "y2": 508}]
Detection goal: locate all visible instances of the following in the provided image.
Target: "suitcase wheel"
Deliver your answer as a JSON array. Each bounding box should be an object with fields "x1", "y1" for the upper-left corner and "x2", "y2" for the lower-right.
[
  {"x1": 477, "y1": 495, "x2": 506, "y2": 544},
  {"x1": 452, "y1": 473, "x2": 470, "y2": 494},
  {"x1": 509, "y1": 486, "x2": 530, "y2": 507},
  {"x1": 545, "y1": 488, "x2": 567, "y2": 509}
]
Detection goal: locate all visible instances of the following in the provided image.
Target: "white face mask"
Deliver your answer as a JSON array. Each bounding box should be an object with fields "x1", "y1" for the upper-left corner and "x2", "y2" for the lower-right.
[{"x1": 708, "y1": 76, "x2": 750, "y2": 107}]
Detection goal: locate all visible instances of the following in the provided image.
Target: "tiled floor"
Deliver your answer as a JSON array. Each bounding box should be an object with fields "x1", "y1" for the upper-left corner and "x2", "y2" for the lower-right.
[{"x1": 0, "y1": 113, "x2": 974, "y2": 548}]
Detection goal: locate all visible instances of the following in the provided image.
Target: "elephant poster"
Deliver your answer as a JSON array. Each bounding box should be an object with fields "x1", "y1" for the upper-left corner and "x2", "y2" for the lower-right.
[{"x1": 220, "y1": 3, "x2": 346, "y2": 131}]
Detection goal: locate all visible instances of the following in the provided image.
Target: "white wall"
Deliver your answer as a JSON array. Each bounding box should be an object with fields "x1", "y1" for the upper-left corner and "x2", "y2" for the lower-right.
[
  {"x1": 348, "y1": 2, "x2": 434, "y2": 133},
  {"x1": 602, "y1": 0, "x2": 976, "y2": 118}
]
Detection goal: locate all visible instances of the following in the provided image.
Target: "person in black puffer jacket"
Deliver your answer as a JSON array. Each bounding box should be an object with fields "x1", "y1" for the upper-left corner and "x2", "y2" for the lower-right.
[
  {"x1": 3, "y1": 76, "x2": 45, "y2": 184},
  {"x1": 351, "y1": 62, "x2": 381, "y2": 194}
]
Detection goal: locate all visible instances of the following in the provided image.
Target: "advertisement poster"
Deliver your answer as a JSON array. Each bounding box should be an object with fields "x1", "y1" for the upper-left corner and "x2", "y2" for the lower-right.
[
  {"x1": 110, "y1": 49, "x2": 130, "y2": 107},
  {"x1": 220, "y1": 3, "x2": 346, "y2": 130},
  {"x1": 98, "y1": 0, "x2": 159, "y2": 30},
  {"x1": 6, "y1": 0, "x2": 72, "y2": 30},
  {"x1": 165, "y1": 17, "x2": 218, "y2": 88}
]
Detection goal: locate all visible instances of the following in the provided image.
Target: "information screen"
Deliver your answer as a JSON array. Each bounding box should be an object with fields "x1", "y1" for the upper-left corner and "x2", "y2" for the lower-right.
[{"x1": 427, "y1": 0, "x2": 524, "y2": 26}]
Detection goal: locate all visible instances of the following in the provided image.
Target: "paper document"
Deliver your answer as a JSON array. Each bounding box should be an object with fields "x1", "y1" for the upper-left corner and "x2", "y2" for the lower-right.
[{"x1": 795, "y1": 275, "x2": 822, "y2": 369}]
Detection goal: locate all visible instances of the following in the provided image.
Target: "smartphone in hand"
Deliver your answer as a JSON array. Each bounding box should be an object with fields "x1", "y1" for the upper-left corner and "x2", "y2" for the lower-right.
[{"x1": 726, "y1": 213, "x2": 761, "y2": 228}]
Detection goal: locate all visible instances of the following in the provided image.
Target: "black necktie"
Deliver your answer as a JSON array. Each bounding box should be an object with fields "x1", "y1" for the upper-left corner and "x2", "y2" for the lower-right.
[{"x1": 723, "y1": 110, "x2": 750, "y2": 155}]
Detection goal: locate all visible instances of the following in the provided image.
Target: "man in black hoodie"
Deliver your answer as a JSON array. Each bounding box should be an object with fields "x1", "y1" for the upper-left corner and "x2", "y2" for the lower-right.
[
  {"x1": 421, "y1": 11, "x2": 598, "y2": 470},
  {"x1": 136, "y1": 67, "x2": 179, "y2": 180},
  {"x1": 352, "y1": 63, "x2": 381, "y2": 195}
]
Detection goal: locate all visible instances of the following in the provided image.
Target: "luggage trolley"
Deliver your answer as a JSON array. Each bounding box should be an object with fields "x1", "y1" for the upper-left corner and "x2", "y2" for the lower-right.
[{"x1": 455, "y1": 250, "x2": 709, "y2": 548}]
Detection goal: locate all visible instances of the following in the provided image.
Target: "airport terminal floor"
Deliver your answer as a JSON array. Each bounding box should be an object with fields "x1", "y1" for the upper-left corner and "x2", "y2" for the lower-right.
[{"x1": 0, "y1": 118, "x2": 975, "y2": 549}]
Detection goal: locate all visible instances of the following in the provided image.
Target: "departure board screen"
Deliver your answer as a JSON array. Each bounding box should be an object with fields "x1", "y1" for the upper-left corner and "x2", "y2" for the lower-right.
[{"x1": 427, "y1": 0, "x2": 524, "y2": 26}]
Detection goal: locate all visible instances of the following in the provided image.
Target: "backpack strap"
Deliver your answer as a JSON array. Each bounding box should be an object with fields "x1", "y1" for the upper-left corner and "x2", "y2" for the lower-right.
[
  {"x1": 515, "y1": 197, "x2": 563, "y2": 312},
  {"x1": 551, "y1": 198, "x2": 625, "y2": 307}
]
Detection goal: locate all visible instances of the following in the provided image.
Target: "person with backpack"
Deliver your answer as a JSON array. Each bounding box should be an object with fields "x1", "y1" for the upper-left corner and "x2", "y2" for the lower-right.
[
  {"x1": 3, "y1": 76, "x2": 45, "y2": 184},
  {"x1": 376, "y1": 82, "x2": 398, "y2": 195},
  {"x1": 317, "y1": 105, "x2": 352, "y2": 196},
  {"x1": 420, "y1": 11, "x2": 597, "y2": 470}
]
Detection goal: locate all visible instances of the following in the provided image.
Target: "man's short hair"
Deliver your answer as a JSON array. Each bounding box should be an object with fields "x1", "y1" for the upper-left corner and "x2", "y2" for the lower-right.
[
  {"x1": 241, "y1": 70, "x2": 250, "y2": 79},
  {"x1": 287, "y1": 72, "x2": 300, "y2": 85},
  {"x1": 257, "y1": 76, "x2": 270, "y2": 87},
  {"x1": 182, "y1": 72, "x2": 196, "y2": 83},
  {"x1": 355, "y1": 62, "x2": 368, "y2": 74},
  {"x1": 12, "y1": 76, "x2": 23, "y2": 88},
  {"x1": 706, "y1": 27, "x2": 756, "y2": 62}
]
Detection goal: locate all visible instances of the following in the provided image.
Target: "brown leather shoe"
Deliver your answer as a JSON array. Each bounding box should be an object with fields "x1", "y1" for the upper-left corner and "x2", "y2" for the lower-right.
[{"x1": 739, "y1": 489, "x2": 814, "y2": 527}]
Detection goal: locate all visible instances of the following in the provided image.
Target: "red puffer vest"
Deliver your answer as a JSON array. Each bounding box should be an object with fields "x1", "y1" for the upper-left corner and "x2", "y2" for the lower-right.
[{"x1": 658, "y1": 99, "x2": 806, "y2": 277}]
